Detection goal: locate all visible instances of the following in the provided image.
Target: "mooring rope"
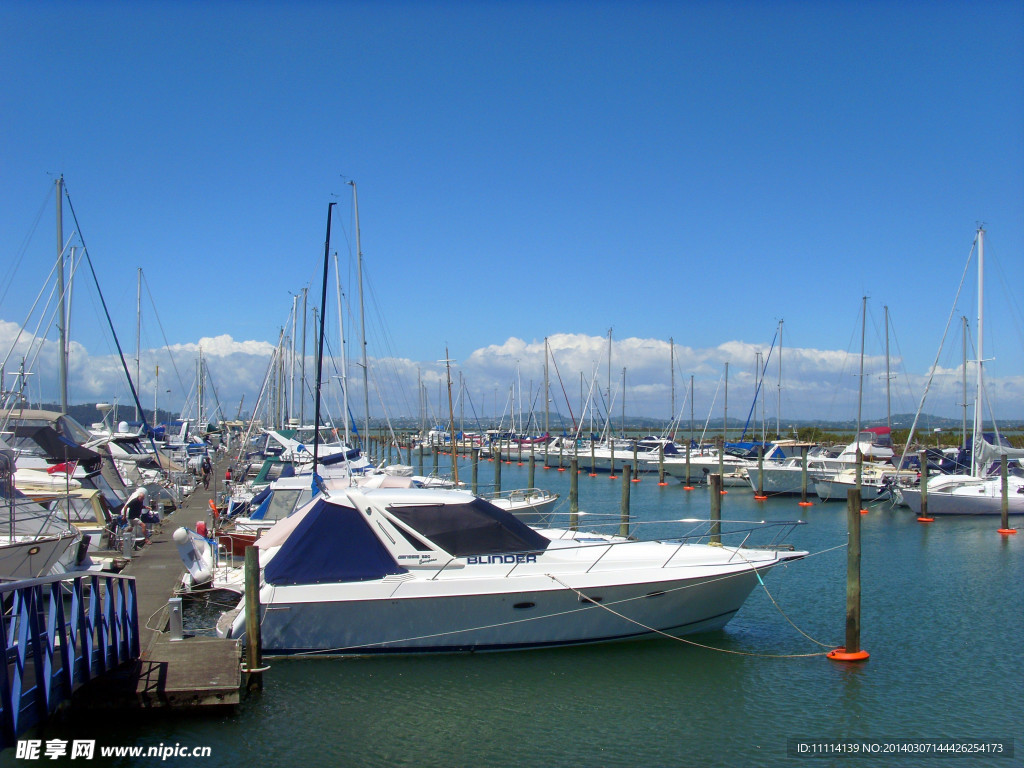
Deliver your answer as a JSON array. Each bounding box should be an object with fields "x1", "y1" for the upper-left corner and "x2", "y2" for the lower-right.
[{"x1": 546, "y1": 541, "x2": 849, "y2": 659}]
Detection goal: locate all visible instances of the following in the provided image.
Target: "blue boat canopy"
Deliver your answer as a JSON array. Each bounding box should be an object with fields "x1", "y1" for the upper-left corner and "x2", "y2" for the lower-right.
[
  {"x1": 387, "y1": 498, "x2": 551, "y2": 557},
  {"x1": 265, "y1": 499, "x2": 407, "y2": 586}
]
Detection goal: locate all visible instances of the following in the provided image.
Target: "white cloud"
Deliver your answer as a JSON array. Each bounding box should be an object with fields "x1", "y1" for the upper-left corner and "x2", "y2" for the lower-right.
[{"x1": 3, "y1": 324, "x2": 1021, "y2": 424}]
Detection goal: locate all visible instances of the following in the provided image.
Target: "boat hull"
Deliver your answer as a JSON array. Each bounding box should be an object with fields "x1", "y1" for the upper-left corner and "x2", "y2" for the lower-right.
[
  {"x1": 898, "y1": 486, "x2": 1024, "y2": 516},
  {"x1": 231, "y1": 566, "x2": 776, "y2": 655}
]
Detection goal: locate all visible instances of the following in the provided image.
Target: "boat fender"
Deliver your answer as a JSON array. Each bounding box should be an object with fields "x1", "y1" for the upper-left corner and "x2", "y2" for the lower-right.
[
  {"x1": 75, "y1": 534, "x2": 91, "y2": 565},
  {"x1": 196, "y1": 521, "x2": 207, "y2": 538},
  {"x1": 173, "y1": 526, "x2": 213, "y2": 586},
  {"x1": 208, "y1": 499, "x2": 220, "y2": 520}
]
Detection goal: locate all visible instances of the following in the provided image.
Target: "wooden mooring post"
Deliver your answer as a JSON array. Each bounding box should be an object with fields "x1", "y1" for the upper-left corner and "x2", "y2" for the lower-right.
[
  {"x1": 709, "y1": 473, "x2": 722, "y2": 545},
  {"x1": 619, "y1": 464, "x2": 631, "y2": 537},
  {"x1": 471, "y1": 446, "x2": 479, "y2": 495},
  {"x1": 917, "y1": 449, "x2": 933, "y2": 523},
  {"x1": 998, "y1": 455, "x2": 1016, "y2": 535},
  {"x1": 569, "y1": 456, "x2": 579, "y2": 530},
  {"x1": 828, "y1": 488, "x2": 869, "y2": 662},
  {"x1": 244, "y1": 546, "x2": 264, "y2": 692},
  {"x1": 494, "y1": 444, "x2": 502, "y2": 494},
  {"x1": 799, "y1": 445, "x2": 813, "y2": 506}
]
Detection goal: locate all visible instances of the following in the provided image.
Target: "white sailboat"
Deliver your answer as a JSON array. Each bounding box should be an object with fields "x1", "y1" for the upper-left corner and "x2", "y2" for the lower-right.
[{"x1": 900, "y1": 227, "x2": 1024, "y2": 516}]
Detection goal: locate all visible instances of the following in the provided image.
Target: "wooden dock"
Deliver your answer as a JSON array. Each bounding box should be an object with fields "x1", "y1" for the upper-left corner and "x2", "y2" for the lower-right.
[{"x1": 72, "y1": 465, "x2": 242, "y2": 710}]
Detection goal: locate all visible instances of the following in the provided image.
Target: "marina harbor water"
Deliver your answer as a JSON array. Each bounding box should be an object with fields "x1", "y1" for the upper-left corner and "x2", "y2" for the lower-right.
[{"x1": 31, "y1": 455, "x2": 1022, "y2": 767}]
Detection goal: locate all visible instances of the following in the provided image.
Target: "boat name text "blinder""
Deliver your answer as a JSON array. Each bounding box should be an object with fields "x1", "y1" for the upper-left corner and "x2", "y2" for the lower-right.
[{"x1": 466, "y1": 554, "x2": 538, "y2": 565}]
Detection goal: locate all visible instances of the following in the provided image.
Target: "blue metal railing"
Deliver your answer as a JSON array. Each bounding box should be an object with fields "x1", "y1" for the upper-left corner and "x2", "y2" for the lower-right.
[{"x1": 0, "y1": 572, "x2": 140, "y2": 748}]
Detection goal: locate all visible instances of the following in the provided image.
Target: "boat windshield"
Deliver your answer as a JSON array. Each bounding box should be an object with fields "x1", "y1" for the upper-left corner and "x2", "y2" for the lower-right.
[{"x1": 387, "y1": 498, "x2": 551, "y2": 557}]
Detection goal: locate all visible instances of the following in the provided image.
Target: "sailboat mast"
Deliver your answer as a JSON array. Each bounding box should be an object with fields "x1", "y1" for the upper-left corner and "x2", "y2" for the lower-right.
[
  {"x1": 312, "y1": 202, "x2": 335, "y2": 469},
  {"x1": 333, "y1": 251, "x2": 351, "y2": 446},
  {"x1": 670, "y1": 337, "x2": 675, "y2": 424},
  {"x1": 350, "y1": 181, "x2": 370, "y2": 451},
  {"x1": 135, "y1": 267, "x2": 141, "y2": 422},
  {"x1": 973, "y1": 226, "x2": 984, "y2": 477},
  {"x1": 444, "y1": 346, "x2": 458, "y2": 484},
  {"x1": 776, "y1": 319, "x2": 783, "y2": 439},
  {"x1": 961, "y1": 315, "x2": 968, "y2": 448},
  {"x1": 544, "y1": 338, "x2": 550, "y2": 437},
  {"x1": 884, "y1": 305, "x2": 891, "y2": 433},
  {"x1": 56, "y1": 176, "x2": 68, "y2": 414},
  {"x1": 856, "y1": 296, "x2": 866, "y2": 486},
  {"x1": 300, "y1": 286, "x2": 308, "y2": 426}
]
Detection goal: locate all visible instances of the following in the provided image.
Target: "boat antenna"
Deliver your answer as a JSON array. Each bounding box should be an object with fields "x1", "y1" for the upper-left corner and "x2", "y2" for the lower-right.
[{"x1": 312, "y1": 201, "x2": 336, "y2": 480}]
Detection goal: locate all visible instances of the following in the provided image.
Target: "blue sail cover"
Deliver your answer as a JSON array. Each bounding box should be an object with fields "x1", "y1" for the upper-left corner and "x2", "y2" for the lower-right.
[{"x1": 264, "y1": 499, "x2": 407, "y2": 586}]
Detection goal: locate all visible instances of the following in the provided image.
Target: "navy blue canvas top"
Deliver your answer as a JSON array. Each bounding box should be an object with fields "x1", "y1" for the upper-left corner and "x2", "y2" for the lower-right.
[
  {"x1": 320, "y1": 447, "x2": 362, "y2": 465},
  {"x1": 264, "y1": 499, "x2": 407, "y2": 585},
  {"x1": 388, "y1": 498, "x2": 551, "y2": 557}
]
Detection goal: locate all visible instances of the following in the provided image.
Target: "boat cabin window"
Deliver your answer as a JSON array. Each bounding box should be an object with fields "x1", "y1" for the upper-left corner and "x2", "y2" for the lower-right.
[
  {"x1": 262, "y1": 488, "x2": 312, "y2": 521},
  {"x1": 387, "y1": 498, "x2": 551, "y2": 557}
]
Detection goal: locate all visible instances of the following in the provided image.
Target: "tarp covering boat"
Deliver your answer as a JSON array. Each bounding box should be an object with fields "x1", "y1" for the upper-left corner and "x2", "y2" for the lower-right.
[
  {"x1": 264, "y1": 499, "x2": 407, "y2": 586},
  {"x1": 387, "y1": 497, "x2": 551, "y2": 557}
]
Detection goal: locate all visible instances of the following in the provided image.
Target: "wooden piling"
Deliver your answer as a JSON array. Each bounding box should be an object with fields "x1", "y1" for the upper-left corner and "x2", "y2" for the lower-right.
[
  {"x1": 494, "y1": 444, "x2": 502, "y2": 494},
  {"x1": 528, "y1": 443, "x2": 535, "y2": 488},
  {"x1": 471, "y1": 446, "x2": 479, "y2": 495},
  {"x1": 569, "y1": 456, "x2": 579, "y2": 531},
  {"x1": 799, "y1": 445, "x2": 812, "y2": 506},
  {"x1": 917, "y1": 450, "x2": 932, "y2": 522},
  {"x1": 632, "y1": 442, "x2": 640, "y2": 482},
  {"x1": 244, "y1": 546, "x2": 263, "y2": 692},
  {"x1": 619, "y1": 464, "x2": 631, "y2": 537},
  {"x1": 998, "y1": 455, "x2": 1016, "y2": 535},
  {"x1": 754, "y1": 445, "x2": 766, "y2": 499},
  {"x1": 709, "y1": 473, "x2": 722, "y2": 545},
  {"x1": 828, "y1": 487, "x2": 869, "y2": 661},
  {"x1": 658, "y1": 444, "x2": 666, "y2": 485}
]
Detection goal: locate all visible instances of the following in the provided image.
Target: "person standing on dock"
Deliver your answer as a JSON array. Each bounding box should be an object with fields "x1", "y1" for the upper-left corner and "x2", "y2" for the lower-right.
[{"x1": 121, "y1": 487, "x2": 151, "y2": 544}]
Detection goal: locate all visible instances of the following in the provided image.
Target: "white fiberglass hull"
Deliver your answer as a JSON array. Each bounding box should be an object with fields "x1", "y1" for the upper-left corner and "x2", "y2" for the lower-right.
[
  {"x1": 225, "y1": 546, "x2": 799, "y2": 656},
  {"x1": 899, "y1": 476, "x2": 1024, "y2": 516}
]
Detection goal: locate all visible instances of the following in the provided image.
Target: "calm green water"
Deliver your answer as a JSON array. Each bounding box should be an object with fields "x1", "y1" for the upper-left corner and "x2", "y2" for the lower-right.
[{"x1": 26, "y1": 458, "x2": 1022, "y2": 767}]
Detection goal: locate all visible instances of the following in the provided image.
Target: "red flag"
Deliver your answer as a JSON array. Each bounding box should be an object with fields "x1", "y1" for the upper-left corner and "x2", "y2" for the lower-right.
[{"x1": 47, "y1": 461, "x2": 78, "y2": 475}]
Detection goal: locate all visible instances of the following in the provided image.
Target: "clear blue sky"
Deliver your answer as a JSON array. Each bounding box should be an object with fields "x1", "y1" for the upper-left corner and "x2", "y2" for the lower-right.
[{"x1": 2, "y1": 0, "x2": 1022, "y2": 425}]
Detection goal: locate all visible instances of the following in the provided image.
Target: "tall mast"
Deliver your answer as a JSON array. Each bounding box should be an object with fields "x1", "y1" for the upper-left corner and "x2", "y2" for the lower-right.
[
  {"x1": 961, "y1": 315, "x2": 968, "y2": 448},
  {"x1": 312, "y1": 201, "x2": 335, "y2": 470},
  {"x1": 884, "y1": 305, "x2": 891, "y2": 432},
  {"x1": 972, "y1": 226, "x2": 984, "y2": 477},
  {"x1": 135, "y1": 267, "x2": 141, "y2": 421},
  {"x1": 689, "y1": 374, "x2": 694, "y2": 448},
  {"x1": 350, "y1": 181, "x2": 370, "y2": 451},
  {"x1": 444, "y1": 346, "x2": 458, "y2": 484},
  {"x1": 300, "y1": 286, "x2": 308, "y2": 425},
  {"x1": 776, "y1": 319, "x2": 783, "y2": 438},
  {"x1": 56, "y1": 176, "x2": 68, "y2": 413},
  {"x1": 856, "y1": 296, "x2": 867, "y2": 486},
  {"x1": 333, "y1": 251, "x2": 351, "y2": 446},
  {"x1": 289, "y1": 294, "x2": 297, "y2": 423},
  {"x1": 544, "y1": 337, "x2": 550, "y2": 437},
  {"x1": 670, "y1": 337, "x2": 675, "y2": 425}
]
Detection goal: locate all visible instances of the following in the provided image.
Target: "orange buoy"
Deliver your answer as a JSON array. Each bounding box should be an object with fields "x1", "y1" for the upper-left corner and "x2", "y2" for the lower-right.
[
  {"x1": 997, "y1": 528, "x2": 1017, "y2": 535},
  {"x1": 658, "y1": 482, "x2": 669, "y2": 486},
  {"x1": 754, "y1": 495, "x2": 768, "y2": 501},
  {"x1": 860, "y1": 509, "x2": 869, "y2": 515},
  {"x1": 683, "y1": 485, "x2": 694, "y2": 491},
  {"x1": 917, "y1": 516, "x2": 934, "y2": 523},
  {"x1": 798, "y1": 501, "x2": 814, "y2": 507},
  {"x1": 827, "y1": 647, "x2": 870, "y2": 662}
]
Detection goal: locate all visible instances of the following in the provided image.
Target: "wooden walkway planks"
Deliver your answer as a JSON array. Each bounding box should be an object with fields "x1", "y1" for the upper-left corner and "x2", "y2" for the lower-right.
[{"x1": 72, "y1": 463, "x2": 242, "y2": 709}]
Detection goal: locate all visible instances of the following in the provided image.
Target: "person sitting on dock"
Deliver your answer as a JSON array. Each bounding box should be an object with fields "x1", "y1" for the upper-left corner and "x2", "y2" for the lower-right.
[{"x1": 121, "y1": 487, "x2": 151, "y2": 545}]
